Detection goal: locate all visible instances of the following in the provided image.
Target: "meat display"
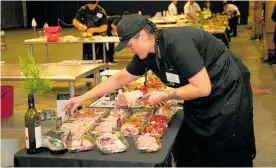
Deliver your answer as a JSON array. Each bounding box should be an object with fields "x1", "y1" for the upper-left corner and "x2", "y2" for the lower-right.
[
  {"x1": 72, "y1": 108, "x2": 108, "y2": 119},
  {"x1": 134, "y1": 135, "x2": 161, "y2": 152},
  {"x1": 60, "y1": 117, "x2": 97, "y2": 134},
  {"x1": 124, "y1": 72, "x2": 166, "y2": 91},
  {"x1": 96, "y1": 132, "x2": 129, "y2": 154},
  {"x1": 155, "y1": 106, "x2": 176, "y2": 119},
  {"x1": 109, "y1": 109, "x2": 128, "y2": 121},
  {"x1": 121, "y1": 117, "x2": 144, "y2": 136},
  {"x1": 142, "y1": 123, "x2": 167, "y2": 137},
  {"x1": 55, "y1": 89, "x2": 179, "y2": 154},
  {"x1": 93, "y1": 121, "x2": 118, "y2": 135},
  {"x1": 116, "y1": 90, "x2": 144, "y2": 107},
  {"x1": 131, "y1": 109, "x2": 153, "y2": 121},
  {"x1": 149, "y1": 115, "x2": 169, "y2": 125},
  {"x1": 67, "y1": 133, "x2": 95, "y2": 152}
]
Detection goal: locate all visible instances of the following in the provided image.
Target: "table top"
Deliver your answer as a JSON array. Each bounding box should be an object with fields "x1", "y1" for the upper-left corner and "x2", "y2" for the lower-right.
[
  {"x1": 149, "y1": 15, "x2": 187, "y2": 24},
  {"x1": 24, "y1": 36, "x2": 120, "y2": 45},
  {"x1": 1, "y1": 63, "x2": 109, "y2": 81},
  {"x1": 14, "y1": 110, "x2": 184, "y2": 167},
  {"x1": 156, "y1": 23, "x2": 227, "y2": 34}
]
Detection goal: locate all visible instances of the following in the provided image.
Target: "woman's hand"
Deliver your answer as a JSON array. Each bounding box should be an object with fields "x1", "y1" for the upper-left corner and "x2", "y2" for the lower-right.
[
  {"x1": 143, "y1": 91, "x2": 169, "y2": 108},
  {"x1": 62, "y1": 96, "x2": 86, "y2": 114}
]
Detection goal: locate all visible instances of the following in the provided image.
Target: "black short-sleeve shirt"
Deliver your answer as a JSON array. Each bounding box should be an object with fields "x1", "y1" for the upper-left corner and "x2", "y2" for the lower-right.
[
  {"x1": 74, "y1": 5, "x2": 107, "y2": 29},
  {"x1": 126, "y1": 27, "x2": 225, "y2": 84},
  {"x1": 126, "y1": 27, "x2": 249, "y2": 136}
]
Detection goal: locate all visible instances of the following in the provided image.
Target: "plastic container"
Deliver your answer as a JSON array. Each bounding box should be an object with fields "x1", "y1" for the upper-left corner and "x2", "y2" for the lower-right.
[
  {"x1": 120, "y1": 109, "x2": 154, "y2": 137},
  {"x1": 41, "y1": 136, "x2": 67, "y2": 152},
  {"x1": 44, "y1": 26, "x2": 61, "y2": 42},
  {"x1": 67, "y1": 133, "x2": 95, "y2": 153},
  {"x1": 155, "y1": 106, "x2": 177, "y2": 120},
  {"x1": 130, "y1": 109, "x2": 154, "y2": 121},
  {"x1": 134, "y1": 135, "x2": 161, "y2": 153},
  {"x1": 91, "y1": 120, "x2": 118, "y2": 136},
  {"x1": 96, "y1": 132, "x2": 129, "y2": 154},
  {"x1": 0, "y1": 85, "x2": 14, "y2": 118},
  {"x1": 149, "y1": 115, "x2": 170, "y2": 125},
  {"x1": 142, "y1": 123, "x2": 168, "y2": 138},
  {"x1": 72, "y1": 108, "x2": 109, "y2": 119},
  {"x1": 120, "y1": 117, "x2": 145, "y2": 137}
]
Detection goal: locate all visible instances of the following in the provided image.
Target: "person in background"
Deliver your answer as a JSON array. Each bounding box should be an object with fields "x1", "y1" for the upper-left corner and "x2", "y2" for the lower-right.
[
  {"x1": 222, "y1": 1, "x2": 240, "y2": 37},
  {"x1": 271, "y1": 4, "x2": 276, "y2": 64},
  {"x1": 73, "y1": 0, "x2": 108, "y2": 62},
  {"x1": 106, "y1": 11, "x2": 130, "y2": 64},
  {"x1": 184, "y1": 0, "x2": 201, "y2": 20},
  {"x1": 168, "y1": 0, "x2": 178, "y2": 16},
  {"x1": 204, "y1": 0, "x2": 210, "y2": 9},
  {"x1": 111, "y1": 11, "x2": 130, "y2": 36}
]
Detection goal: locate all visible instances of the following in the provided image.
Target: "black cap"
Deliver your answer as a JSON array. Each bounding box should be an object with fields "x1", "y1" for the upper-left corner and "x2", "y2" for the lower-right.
[{"x1": 115, "y1": 14, "x2": 150, "y2": 52}]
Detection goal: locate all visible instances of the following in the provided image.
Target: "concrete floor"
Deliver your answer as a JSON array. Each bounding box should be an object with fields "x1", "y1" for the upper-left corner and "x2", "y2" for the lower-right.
[{"x1": 1, "y1": 26, "x2": 276, "y2": 166}]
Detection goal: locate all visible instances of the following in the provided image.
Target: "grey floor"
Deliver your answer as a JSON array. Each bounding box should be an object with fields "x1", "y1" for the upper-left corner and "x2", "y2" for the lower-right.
[{"x1": 1, "y1": 26, "x2": 276, "y2": 166}]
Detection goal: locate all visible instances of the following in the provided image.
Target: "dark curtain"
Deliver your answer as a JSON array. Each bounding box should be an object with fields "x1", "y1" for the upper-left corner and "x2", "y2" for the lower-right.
[
  {"x1": 1, "y1": 1, "x2": 249, "y2": 29},
  {"x1": 1, "y1": 1, "x2": 24, "y2": 29}
]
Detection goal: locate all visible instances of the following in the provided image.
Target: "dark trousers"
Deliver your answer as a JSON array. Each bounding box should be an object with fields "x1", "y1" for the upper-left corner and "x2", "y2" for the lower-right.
[
  {"x1": 83, "y1": 43, "x2": 103, "y2": 60},
  {"x1": 229, "y1": 15, "x2": 239, "y2": 36},
  {"x1": 106, "y1": 43, "x2": 115, "y2": 62},
  {"x1": 83, "y1": 42, "x2": 115, "y2": 63}
]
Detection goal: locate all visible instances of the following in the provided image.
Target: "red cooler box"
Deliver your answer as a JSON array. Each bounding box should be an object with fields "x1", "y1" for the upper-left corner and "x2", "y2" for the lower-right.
[
  {"x1": 44, "y1": 26, "x2": 61, "y2": 42},
  {"x1": 1, "y1": 85, "x2": 14, "y2": 118}
]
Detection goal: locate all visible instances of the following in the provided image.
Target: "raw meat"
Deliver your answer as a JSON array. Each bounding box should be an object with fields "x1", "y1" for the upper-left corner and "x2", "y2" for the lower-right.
[
  {"x1": 156, "y1": 106, "x2": 176, "y2": 119},
  {"x1": 143, "y1": 123, "x2": 167, "y2": 137},
  {"x1": 96, "y1": 132, "x2": 128, "y2": 154},
  {"x1": 93, "y1": 121, "x2": 117, "y2": 135},
  {"x1": 68, "y1": 133, "x2": 95, "y2": 152},
  {"x1": 116, "y1": 90, "x2": 143, "y2": 107},
  {"x1": 135, "y1": 135, "x2": 161, "y2": 152},
  {"x1": 149, "y1": 115, "x2": 169, "y2": 125},
  {"x1": 121, "y1": 117, "x2": 143, "y2": 136}
]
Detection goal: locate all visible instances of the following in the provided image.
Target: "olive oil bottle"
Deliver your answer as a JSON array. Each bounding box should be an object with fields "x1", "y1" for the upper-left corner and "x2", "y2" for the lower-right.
[{"x1": 25, "y1": 93, "x2": 42, "y2": 154}]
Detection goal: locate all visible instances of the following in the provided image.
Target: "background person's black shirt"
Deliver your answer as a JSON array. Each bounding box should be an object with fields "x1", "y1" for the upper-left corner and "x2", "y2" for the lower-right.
[
  {"x1": 112, "y1": 16, "x2": 122, "y2": 26},
  {"x1": 75, "y1": 5, "x2": 107, "y2": 29}
]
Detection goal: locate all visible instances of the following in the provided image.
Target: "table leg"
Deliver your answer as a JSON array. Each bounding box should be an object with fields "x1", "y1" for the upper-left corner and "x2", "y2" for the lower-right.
[
  {"x1": 95, "y1": 71, "x2": 100, "y2": 85},
  {"x1": 103, "y1": 43, "x2": 106, "y2": 63},
  {"x1": 92, "y1": 43, "x2": 96, "y2": 63},
  {"x1": 45, "y1": 44, "x2": 49, "y2": 63},
  {"x1": 30, "y1": 44, "x2": 34, "y2": 57},
  {"x1": 68, "y1": 81, "x2": 75, "y2": 98}
]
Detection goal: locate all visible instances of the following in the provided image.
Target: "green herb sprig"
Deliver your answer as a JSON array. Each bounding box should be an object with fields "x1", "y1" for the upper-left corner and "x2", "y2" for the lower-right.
[{"x1": 16, "y1": 50, "x2": 54, "y2": 94}]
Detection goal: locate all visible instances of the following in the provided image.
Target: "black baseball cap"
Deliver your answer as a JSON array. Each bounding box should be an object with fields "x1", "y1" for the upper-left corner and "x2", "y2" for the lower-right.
[{"x1": 115, "y1": 14, "x2": 150, "y2": 52}]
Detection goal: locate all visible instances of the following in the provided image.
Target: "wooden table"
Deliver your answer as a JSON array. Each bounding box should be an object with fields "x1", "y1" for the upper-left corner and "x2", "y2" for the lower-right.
[
  {"x1": 1, "y1": 63, "x2": 109, "y2": 97},
  {"x1": 24, "y1": 36, "x2": 120, "y2": 63},
  {"x1": 149, "y1": 14, "x2": 187, "y2": 24}
]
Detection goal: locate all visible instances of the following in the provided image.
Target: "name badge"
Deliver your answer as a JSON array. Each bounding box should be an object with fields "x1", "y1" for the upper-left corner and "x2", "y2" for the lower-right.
[
  {"x1": 96, "y1": 13, "x2": 103, "y2": 18},
  {"x1": 166, "y1": 72, "x2": 180, "y2": 84}
]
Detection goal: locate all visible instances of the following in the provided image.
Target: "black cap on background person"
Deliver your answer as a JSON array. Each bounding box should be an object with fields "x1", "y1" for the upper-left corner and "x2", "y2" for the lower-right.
[{"x1": 115, "y1": 14, "x2": 150, "y2": 52}]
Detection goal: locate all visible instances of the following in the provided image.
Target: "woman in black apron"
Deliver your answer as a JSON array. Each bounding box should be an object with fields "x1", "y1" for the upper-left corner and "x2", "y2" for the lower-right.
[{"x1": 64, "y1": 14, "x2": 256, "y2": 166}]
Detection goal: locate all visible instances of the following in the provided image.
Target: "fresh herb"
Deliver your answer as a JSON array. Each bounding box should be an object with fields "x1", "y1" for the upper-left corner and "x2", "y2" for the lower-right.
[{"x1": 16, "y1": 50, "x2": 54, "y2": 94}]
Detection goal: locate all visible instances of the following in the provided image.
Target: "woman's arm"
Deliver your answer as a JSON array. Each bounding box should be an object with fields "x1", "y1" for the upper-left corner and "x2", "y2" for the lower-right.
[
  {"x1": 165, "y1": 67, "x2": 211, "y2": 100},
  {"x1": 144, "y1": 68, "x2": 211, "y2": 106},
  {"x1": 82, "y1": 68, "x2": 137, "y2": 100},
  {"x1": 63, "y1": 68, "x2": 138, "y2": 112}
]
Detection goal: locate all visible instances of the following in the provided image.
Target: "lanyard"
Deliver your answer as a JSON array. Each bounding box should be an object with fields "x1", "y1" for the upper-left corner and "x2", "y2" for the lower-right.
[{"x1": 144, "y1": 60, "x2": 148, "y2": 86}]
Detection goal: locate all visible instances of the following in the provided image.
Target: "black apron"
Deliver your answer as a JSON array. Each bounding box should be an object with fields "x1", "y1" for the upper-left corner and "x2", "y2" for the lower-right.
[{"x1": 147, "y1": 35, "x2": 256, "y2": 166}]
